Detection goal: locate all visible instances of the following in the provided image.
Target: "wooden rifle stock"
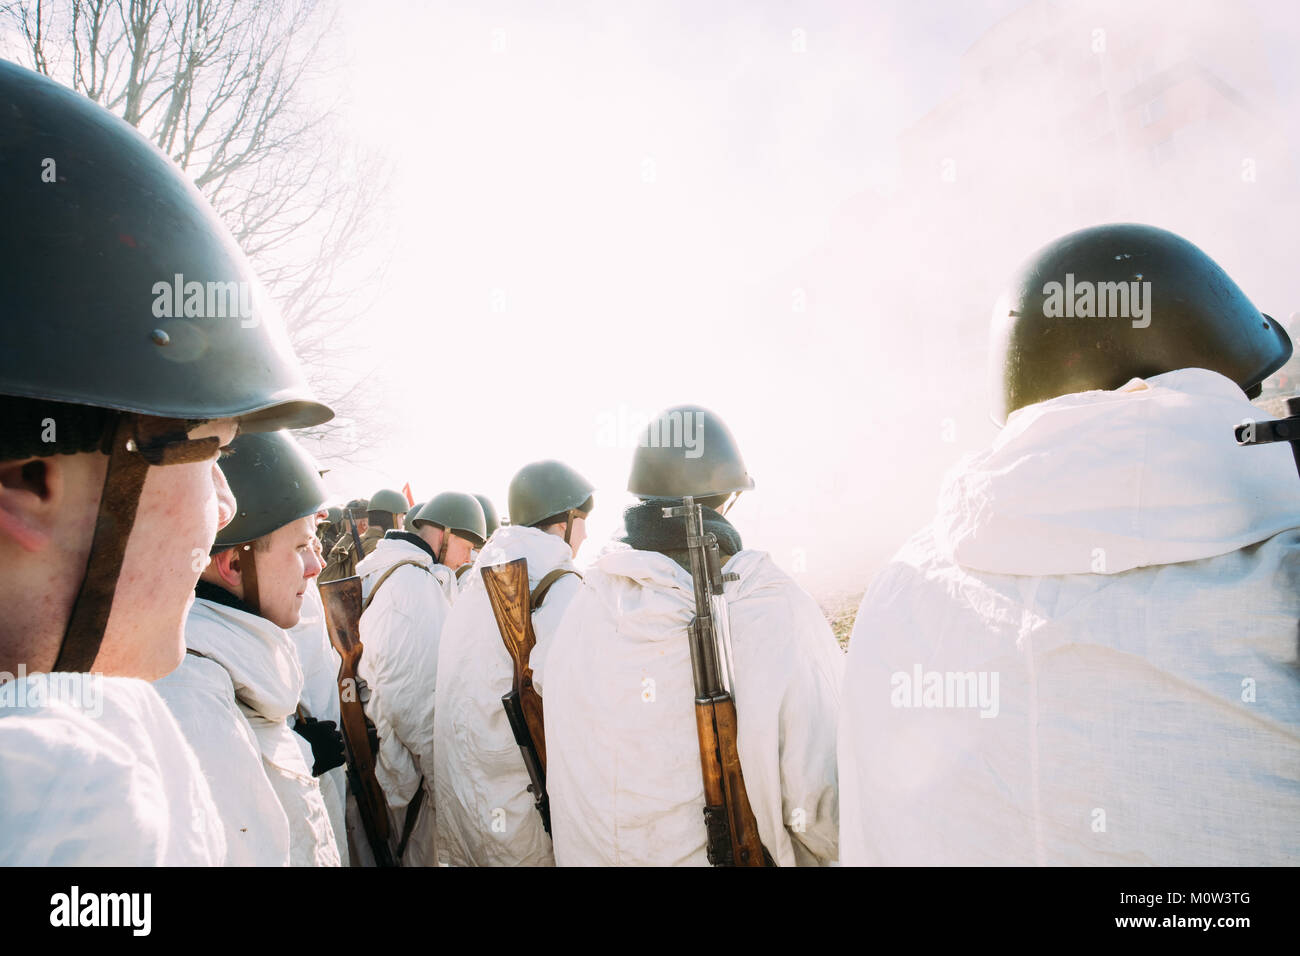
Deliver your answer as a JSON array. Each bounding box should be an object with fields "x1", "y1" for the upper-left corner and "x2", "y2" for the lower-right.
[
  {"x1": 318, "y1": 575, "x2": 395, "y2": 867},
  {"x1": 481, "y1": 558, "x2": 550, "y2": 832},
  {"x1": 696, "y1": 693, "x2": 768, "y2": 866}
]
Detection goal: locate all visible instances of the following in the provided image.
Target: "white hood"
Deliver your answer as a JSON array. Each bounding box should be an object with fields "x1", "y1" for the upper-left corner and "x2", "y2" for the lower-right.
[
  {"x1": 838, "y1": 371, "x2": 1300, "y2": 866},
  {"x1": 187, "y1": 597, "x2": 303, "y2": 722},
  {"x1": 582, "y1": 539, "x2": 777, "y2": 644},
  {"x1": 175, "y1": 598, "x2": 340, "y2": 866},
  {"x1": 457, "y1": 524, "x2": 577, "y2": 597},
  {"x1": 936, "y1": 368, "x2": 1300, "y2": 575}
]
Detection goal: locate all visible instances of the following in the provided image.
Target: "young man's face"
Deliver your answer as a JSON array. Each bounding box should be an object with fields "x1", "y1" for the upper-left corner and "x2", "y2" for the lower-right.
[
  {"x1": 443, "y1": 533, "x2": 476, "y2": 570},
  {"x1": 567, "y1": 516, "x2": 587, "y2": 557},
  {"x1": 413, "y1": 524, "x2": 474, "y2": 568},
  {"x1": 98, "y1": 418, "x2": 239, "y2": 679},
  {"x1": 247, "y1": 515, "x2": 324, "y2": 630}
]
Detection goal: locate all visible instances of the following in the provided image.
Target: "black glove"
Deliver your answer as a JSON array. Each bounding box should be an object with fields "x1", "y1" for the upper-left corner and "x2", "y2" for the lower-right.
[{"x1": 292, "y1": 715, "x2": 346, "y2": 777}]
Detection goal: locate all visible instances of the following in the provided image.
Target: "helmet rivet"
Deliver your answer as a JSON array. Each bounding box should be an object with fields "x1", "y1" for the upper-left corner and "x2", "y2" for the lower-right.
[{"x1": 150, "y1": 329, "x2": 171, "y2": 346}]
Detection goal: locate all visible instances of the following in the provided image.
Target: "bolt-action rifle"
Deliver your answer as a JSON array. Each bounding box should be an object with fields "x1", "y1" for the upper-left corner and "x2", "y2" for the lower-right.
[
  {"x1": 662, "y1": 496, "x2": 774, "y2": 867},
  {"x1": 319, "y1": 576, "x2": 395, "y2": 867}
]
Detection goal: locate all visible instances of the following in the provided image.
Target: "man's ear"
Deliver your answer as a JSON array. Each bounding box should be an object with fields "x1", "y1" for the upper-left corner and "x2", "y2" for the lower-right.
[
  {"x1": 209, "y1": 547, "x2": 244, "y2": 592},
  {"x1": 0, "y1": 457, "x2": 60, "y2": 553}
]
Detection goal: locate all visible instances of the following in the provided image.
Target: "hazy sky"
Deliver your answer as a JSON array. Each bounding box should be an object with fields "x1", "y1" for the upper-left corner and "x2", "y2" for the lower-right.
[{"x1": 306, "y1": 0, "x2": 1300, "y2": 595}]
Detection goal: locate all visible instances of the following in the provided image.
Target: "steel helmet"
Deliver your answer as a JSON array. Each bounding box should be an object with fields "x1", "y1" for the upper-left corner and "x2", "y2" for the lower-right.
[
  {"x1": 473, "y1": 494, "x2": 501, "y2": 537},
  {"x1": 0, "y1": 61, "x2": 331, "y2": 432},
  {"x1": 411, "y1": 492, "x2": 488, "y2": 548},
  {"x1": 325, "y1": 506, "x2": 344, "y2": 525},
  {"x1": 368, "y1": 488, "x2": 409, "y2": 516},
  {"x1": 990, "y1": 223, "x2": 1292, "y2": 424},
  {"x1": 626, "y1": 405, "x2": 754, "y2": 499},
  {"x1": 508, "y1": 461, "x2": 595, "y2": 529},
  {"x1": 214, "y1": 431, "x2": 330, "y2": 548}
]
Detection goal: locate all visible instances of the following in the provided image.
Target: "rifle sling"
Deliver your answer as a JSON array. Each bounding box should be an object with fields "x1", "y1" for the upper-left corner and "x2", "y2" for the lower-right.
[
  {"x1": 530, "y1": 567, "x2": 581, "y2": 611},
  {"x1": 395, "y1": 781, "x2": 426, "y2": 863},
  {"x1": 361, "y1": 560, "x2": 434, "y2": 614}
]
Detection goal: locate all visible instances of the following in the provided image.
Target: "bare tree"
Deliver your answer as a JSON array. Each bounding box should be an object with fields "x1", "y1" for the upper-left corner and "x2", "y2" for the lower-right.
[{"x1": 1, "y1": 0, "x2": 391, "y2": 460}]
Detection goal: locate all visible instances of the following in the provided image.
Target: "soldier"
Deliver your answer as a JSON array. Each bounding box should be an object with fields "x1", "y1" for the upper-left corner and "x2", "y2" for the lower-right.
[
  {"x1": 352, "y1": 491, "x2": 487, "y2": 865},
  {"x1": 320, "y1": 489, "x2": 406, "y2": 582},
  {"x1": 434, "y1": 461, "x2": 593, "y2": 865},
  {"x1": 370, "y1": 489, "x2": 410, "y2": 536},
  {"x1": 155, "y1": 430, "x2": 343, "y2": 866},
  {"x1": 543, "y1": 407, "x2": 843, "y2": 865},
  {"x1": 838, "y1": 224, "x2": 1300, "y2": 865},
  {"x1": 0, "y1": 61, "x2": 331, "y2": 864},
  {"x1": 318, "y1": 506, "x2": 345, "y2": 555},
  {"x1": 344, "y1": 498, "x2": 370, "y2": 538}
]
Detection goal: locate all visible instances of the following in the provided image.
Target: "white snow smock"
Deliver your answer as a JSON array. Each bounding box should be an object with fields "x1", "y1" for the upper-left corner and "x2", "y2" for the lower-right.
[
  {"x1": 544, "y1": 539, "x2": 844, "y2": 866},
  {"x1": 355, "y1": 535, "x2": 454, "y2": 866},
  {"x1": 434, "y1": 525, "x2": 581, "y2": 866},
  {"x1": 0, "y1": 672, "x2": 226, "y2": 865},
  {"x1": 157, "y1": 596, "x2": 340, "y2": 866},
  {"x1": 839, "y1": 369, "x2": 1300, "y2": 865}
]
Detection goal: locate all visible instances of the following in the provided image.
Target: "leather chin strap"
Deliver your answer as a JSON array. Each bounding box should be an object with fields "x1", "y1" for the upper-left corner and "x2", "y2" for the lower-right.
[
  {"x1": 239, "y1": 545, "x2": 261, "y2": 617},
  {"x1": 562, "y1": 508, "x2": 591, "y2": 546},
  {"x1": 53, "y1": 414, "x2": 221, "y2": 673},
  {"x1": 436, "y1": 529, "x2": 484, "y2": 568}
]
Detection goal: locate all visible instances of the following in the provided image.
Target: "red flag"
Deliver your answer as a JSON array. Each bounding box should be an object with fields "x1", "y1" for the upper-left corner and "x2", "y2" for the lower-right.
[{"x1": 402, "y1": 482, "x2": 414, "y2": 506}]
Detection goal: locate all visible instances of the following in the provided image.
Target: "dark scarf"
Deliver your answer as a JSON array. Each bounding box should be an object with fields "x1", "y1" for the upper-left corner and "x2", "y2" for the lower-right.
[
  {"x1": 385, "y1": 529, "x2": 437, "y2": 562},
  {"x1": 620, "y1": 498, "x2": 743, "y2": 568},
  {"x1": 195, "y1": 578, "x2": 259, "y2": 617}
]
